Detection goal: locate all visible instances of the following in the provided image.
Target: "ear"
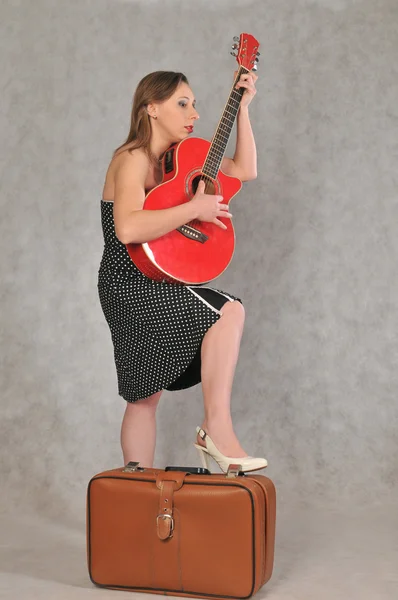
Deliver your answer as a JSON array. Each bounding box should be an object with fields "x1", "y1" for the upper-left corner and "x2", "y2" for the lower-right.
[{"x1": 145, "y1": 102, "x2": 156, "y2": 118}]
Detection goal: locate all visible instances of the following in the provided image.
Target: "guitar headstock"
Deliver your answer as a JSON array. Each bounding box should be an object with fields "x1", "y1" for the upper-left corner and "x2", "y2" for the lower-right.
[{"x1": 230, "y1": 33, "x2": 260, "y2": 72}]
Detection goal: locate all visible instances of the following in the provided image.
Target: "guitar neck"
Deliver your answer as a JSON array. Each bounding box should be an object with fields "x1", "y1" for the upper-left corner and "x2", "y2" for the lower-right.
[{"x1": 202, "y1": 65, "x2": 250, "y2": 180}]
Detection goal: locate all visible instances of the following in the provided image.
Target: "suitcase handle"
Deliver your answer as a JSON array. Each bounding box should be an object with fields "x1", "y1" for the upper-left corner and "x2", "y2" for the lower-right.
[
  {"x1": 165, "y1": 465, "x2": 246, "y2": 477},
  {"x1": 122, "y1": 462, "x2": 246, "y2": 478},
  {"x1": 165, "y1": 466, "x2": 210, "y2": 475},
  {"x1": 122, "y1": 462, "x2": 210, "y2": 475}
]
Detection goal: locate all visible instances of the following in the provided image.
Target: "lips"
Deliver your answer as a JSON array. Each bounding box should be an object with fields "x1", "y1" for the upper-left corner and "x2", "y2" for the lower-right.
[{"x1": 185, "y1": 126, "x2": 194, "y2": 132}]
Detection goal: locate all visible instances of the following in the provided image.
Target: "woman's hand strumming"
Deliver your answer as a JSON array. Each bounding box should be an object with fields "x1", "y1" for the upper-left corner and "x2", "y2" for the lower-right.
[{"x1": 190, "y1": 180, "x2": 232, "y2": 230}]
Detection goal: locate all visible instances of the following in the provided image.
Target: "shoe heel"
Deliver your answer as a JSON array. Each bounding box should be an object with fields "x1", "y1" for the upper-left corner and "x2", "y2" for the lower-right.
[{"x1": 195, "y1": 446, "x2": 211, "y2": 471}]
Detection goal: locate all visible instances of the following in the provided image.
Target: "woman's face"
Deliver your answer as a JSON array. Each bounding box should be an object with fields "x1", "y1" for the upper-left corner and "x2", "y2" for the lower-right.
[{"x1": 150, "y1": 82, "x2": 200, "y2": 140}]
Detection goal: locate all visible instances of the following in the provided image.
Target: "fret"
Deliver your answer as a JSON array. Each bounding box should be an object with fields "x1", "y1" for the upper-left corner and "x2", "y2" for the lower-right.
[
  {"x1": 208, "y1": 148, "x2": 223, "y2": 159},
  {"x1": 212, "y1": 139, "x2": 228, "y2": 151},
  {"x1": 218, "y1": 127, "x2": 231, "y2": 138},
  {"x1": 204, "y1": 159, "x2": 219, "y2": 171},
  {"x1": 210, "y1": 138, "x2": 227, "y2": 151},
  {"x1": 208, "y1": 162, "x2": 222, "y2": 173},
  {"x1": 216, "y1": 132, "x2": 229, "y2": 143},
  {"x1": 206, "y1": 154, "x2": 223, "y2": 167},
  {"x1": 223, "y1": 109, "x2": 238, "y2": 121},
  {"x1": 205, "y1": 164, "x2": 219, "y2": 172},
  {"x1": 214, "y1": 127, "x2": 229, "y2": 138},
  {"x1": 209, "y1": 143, "x2": 227, "y2": 156},
  {"x1": 211, "y1": 140, "x2": 226, "y2": 152},
  {"x1": 205, "y1": 158, "x2": 218, "y2": 169},
  {"x1": 221, "y1": 114, "x2": 235, "y2": 124},
  {"x1": 219, "y1": 121, "x2": 230, "y2": 132}
]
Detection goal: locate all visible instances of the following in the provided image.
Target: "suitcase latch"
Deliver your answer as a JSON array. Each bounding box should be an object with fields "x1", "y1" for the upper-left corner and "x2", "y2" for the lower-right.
[
  {"x1": 122, "y1": 461, "x2": 145, "y2": 473},
  {"x1": 226, "y1": 463, "x2": 242, "y2": 478}
]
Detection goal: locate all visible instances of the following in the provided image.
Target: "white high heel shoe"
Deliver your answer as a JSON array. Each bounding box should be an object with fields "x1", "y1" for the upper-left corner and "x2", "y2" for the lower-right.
[{"x1": 193, "y1": 426, "x2": 268, "y2": 473}]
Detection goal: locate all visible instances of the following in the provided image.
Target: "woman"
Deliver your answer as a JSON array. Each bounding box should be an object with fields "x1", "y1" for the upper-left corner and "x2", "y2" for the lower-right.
[{"x1": 98, "y1": 70, "x2": 267, "y2": 473}]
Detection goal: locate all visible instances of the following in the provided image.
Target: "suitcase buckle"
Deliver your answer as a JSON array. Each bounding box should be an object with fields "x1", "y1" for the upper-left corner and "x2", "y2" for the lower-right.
[{"x1": 156, "y1": 514, "x2": 174, "y2": 538}]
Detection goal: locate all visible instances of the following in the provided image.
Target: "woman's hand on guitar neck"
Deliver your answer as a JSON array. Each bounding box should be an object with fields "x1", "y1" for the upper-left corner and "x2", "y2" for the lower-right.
[{"x1": 191, "y1": 180, "x2": 232, "y2": 230}]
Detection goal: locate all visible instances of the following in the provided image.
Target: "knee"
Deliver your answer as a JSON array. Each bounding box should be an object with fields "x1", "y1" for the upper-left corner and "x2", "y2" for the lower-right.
[
  {"x1": 221, "y1": 300, "x2": 245, "y2": 326},
  {"x1": 126, "y1": 390, "x2": 162, "y2": 413}
]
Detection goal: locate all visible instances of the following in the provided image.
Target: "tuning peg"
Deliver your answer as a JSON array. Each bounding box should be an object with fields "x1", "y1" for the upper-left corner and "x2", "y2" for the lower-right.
[
  {"x1": 252, "y1": 64, "x2": 258, "y2": 71},
  {"x1": 231, "y1": 43, "x2": 238, "y2": 49},
  {"x1": 233, "y1": 36, "x2": 240, "y2": 42},
  {"x1": 255, "y1": 57, "x2": 259, "y2": 62},
  {"x1": 256, "y1": 51, "x2": 261, "y2": 56},
  {"x1": 230, "y1": 51, "x2": 237, "y2": 57}
]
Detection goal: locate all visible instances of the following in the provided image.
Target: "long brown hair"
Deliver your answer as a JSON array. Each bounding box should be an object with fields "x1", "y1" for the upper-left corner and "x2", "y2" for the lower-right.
[{"x1": 113, "y1": 71, "x2": 189, "y2": 166}]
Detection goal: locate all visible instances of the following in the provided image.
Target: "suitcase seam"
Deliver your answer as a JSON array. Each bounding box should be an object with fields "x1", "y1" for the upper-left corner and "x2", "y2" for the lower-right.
[{"x1": 250, "y1": 479, "x2": 267, "y2": 587}]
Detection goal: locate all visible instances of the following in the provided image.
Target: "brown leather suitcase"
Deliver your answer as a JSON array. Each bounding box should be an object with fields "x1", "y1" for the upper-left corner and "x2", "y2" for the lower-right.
[{"x1": 86, "y1": 461, "x2": 276, "y2": 599}]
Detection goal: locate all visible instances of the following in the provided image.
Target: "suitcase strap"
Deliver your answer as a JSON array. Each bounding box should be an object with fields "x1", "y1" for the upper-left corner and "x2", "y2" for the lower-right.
[
  {"x1": 157, "y1": 480, "x2": 175, "y2": 540},
  {"x1": 156, "y1": 471, "x2": 187, "y2": 540}
]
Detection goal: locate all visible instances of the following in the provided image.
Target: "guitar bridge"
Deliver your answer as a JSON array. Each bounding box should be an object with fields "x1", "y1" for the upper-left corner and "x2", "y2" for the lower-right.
[{"x1": 177, "y1": 225, "x2": 208, "y2": 243}]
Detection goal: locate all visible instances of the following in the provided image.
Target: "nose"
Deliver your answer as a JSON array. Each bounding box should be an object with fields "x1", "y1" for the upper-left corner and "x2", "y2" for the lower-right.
[{"x1": 192, "y1": 109, "x2": 199, "y2": 120}]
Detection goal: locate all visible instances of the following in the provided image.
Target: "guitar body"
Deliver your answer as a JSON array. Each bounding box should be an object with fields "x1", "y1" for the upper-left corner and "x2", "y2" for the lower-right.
[{"x1": 126, "y1": 136, "x2": 242, "y2": 284}]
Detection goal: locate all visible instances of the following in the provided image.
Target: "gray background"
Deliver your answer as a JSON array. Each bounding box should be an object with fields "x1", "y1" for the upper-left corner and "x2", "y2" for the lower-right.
[{"x1": 1, "y1": 0, "x2": 397, "y2": 546}]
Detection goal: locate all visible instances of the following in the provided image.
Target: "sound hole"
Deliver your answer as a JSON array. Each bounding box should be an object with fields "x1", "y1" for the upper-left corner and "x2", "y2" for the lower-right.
[{"x1": 191, "y1": 175, "x2": 216, "y2": 196}]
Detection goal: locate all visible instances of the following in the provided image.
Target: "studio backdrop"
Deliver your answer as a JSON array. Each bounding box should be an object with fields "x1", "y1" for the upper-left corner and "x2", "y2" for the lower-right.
[{"x1": 1, "y1": 0, "x2": 397, "y2": 526}]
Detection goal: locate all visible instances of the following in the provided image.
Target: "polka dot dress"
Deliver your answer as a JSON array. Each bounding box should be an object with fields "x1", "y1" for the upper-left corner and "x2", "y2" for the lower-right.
[{"x1": 97, "y1": 200, "x2": 242, "y2": 402}]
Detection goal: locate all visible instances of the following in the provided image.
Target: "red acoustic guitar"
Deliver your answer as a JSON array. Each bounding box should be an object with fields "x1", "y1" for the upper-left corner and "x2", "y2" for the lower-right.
[{"x1": 126, "y1": 33, "x2": 260, "y2": 284}]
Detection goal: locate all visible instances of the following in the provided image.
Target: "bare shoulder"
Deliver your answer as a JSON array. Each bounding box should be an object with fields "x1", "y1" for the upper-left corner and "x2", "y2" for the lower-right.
[
  {"x1": 114, "y1": 146, "x2": 150, "y2": 181},
  {"x1": 113, "y1": 147, "x2": 150, "y2": 200}
]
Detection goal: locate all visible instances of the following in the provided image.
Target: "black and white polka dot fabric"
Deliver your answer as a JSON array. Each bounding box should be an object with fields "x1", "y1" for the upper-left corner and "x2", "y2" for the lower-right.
[{"x1": 97, "y1": 200, "x2": 242, "y2": 402}]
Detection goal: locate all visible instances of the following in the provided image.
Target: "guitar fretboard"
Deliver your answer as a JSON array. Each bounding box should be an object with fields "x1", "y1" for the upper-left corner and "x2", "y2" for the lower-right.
[{"x1": 202, "y1": 66, "x2": 249, "y2": 180}]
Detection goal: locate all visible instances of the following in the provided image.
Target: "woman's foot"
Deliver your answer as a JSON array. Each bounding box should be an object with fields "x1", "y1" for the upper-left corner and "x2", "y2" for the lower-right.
[
  {"x1": 194, "y1": 425, "x2": 267, "y2": 473},
  {"x1": 196, "y1": 421, "x2": 249, "y2": 458}
]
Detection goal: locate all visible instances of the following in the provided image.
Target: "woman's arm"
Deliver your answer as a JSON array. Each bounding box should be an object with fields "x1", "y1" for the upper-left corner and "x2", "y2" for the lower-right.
[
  {"x1": 113, "y1": 151, "x2": 199, "y2": 244},
  {"x1": 221, "y1": 108, "x2": 257, "y2": 180},
  {"x1": 232, "y1": 106, "x2": 257, "y2": 179},
  {"x1": 221, "y1": 72, "x2": 258, "y2": 181}
]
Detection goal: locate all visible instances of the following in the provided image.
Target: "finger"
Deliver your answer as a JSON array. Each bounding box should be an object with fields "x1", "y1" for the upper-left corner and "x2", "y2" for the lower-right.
[
  {"x1": 218, "y1": 203, "x2": 230, "y2": 210},
  {"x1": 239, "y1": 78, "x2": 255, "y2": 87},
  {"x1": 213, "y1": 218, "x2": 227, "y2": 230},
  {"x1": 217, "y1": 209, "x2": 233, "y2": 218},
  {"x1": 239, "y1": 75, "x2": 257, "y2": 87}
]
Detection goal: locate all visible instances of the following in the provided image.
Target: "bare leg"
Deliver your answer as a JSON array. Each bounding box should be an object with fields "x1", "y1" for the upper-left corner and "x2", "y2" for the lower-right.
[
  {"x1": 120, "y1": 390, "x2": 162, "y2": 467},
  {"x1": 197, "y1": 301, "x2": 248, "y2": 457}
]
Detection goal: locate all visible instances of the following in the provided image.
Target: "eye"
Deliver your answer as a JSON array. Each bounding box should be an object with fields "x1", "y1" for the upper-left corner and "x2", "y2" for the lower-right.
[{"x1": 179, "y1": 101, "x2": 196, "y2": 109}]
